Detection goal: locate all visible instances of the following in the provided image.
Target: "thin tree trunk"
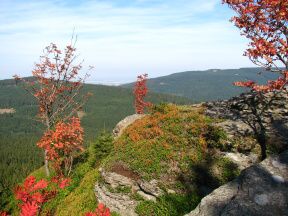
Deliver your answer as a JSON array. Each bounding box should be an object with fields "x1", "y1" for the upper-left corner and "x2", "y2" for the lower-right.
[
  {"x1": 44, "y1": 150, "x2": 50, "y2": 177},
  {"x1": 257, "y1": 131, "x2": 267, "y2": 160},
  {"x1": 44, "y1": 115, "x2": 51, "y2": 177},
  {"x1": 68, "y1": 156, "x2": 73, "y2": 176}
]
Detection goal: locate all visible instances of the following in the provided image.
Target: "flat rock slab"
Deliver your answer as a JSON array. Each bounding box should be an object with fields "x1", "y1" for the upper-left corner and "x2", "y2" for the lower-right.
[{"x1": 186, "y1": 150, "x2": 288, "y2": 216}]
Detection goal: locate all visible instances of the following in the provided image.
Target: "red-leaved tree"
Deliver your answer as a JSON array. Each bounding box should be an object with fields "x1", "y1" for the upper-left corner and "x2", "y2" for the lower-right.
[
  {"x1": 223, "y1": 0, "x2": 288, "y2": 89},
  {"x1": 37, "y1": 117, "x2": 84, "y2": 176},
  {"x1": 85, "y1": 203, "x2": 111, "y2": 216},
  {"x1": 223, "y1": 0, "x2": 288, "y2": 159},
  {"x1": 14, "y1": 39, "x2": 91, "y2": 176},
  {"x1": 133, "y1": 74, "x2": 152, "y2": 114},
  {"x1": 14, "y1": 175, "x2": 70, "y2": 216}
]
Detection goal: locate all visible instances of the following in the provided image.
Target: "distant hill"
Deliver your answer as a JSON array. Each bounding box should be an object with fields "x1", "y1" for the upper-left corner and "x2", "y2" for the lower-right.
[
  {"x1": 122, "y1": 68, "x2": 279, "y2": 102},
  {"x1": 0, "y1": 77, "x2": 191, "y2": 207}
]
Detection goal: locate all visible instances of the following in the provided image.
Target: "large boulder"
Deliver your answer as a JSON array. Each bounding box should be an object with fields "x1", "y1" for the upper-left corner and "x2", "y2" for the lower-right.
[
  {"x1": 186, "y1": 150, "x2": 288, "y2": 216},
  {"x1": 113, "y1": 114, "x2": 145, "y2": 138}
]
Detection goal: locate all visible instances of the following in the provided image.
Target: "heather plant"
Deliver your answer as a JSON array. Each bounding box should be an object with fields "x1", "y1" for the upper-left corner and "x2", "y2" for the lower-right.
[{"x1": 112, "y1": 104, "x2": 226, "y2": 179}]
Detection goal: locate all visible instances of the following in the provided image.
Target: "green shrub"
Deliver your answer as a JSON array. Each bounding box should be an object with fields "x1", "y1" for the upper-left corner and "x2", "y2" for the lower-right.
[
  {"x1": 151, "y1": 103, "x2": 174, "y2": 114},
  {"x1": 88, "y1": 131, "x2": 114, "y2": 167},
  {"x1": 135, "y1": 193, "x2": 200, "y2": 216},
  {"x1": 206, "y1": 125, "x2": 230, "y2": 151},
  {"x1": 213, "y1": 157, "x2": 240, "y2": 185}
]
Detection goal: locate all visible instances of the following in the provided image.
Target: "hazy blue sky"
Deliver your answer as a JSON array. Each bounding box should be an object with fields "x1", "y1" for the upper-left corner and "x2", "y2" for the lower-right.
[{"x1": 0, "y1": 0, "x2": 254, "y2": 84}]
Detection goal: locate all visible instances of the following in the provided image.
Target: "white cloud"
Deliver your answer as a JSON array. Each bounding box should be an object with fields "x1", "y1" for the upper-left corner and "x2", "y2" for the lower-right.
[{"x1": 0, "y1": 0, "x2": 254, "y2": 83}]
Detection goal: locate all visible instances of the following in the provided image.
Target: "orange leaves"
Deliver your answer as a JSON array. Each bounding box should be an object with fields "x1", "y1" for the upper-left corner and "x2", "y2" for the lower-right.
[
  {"x1": 37, "y1": 117, "x2": 84, "y2": 175},
  {"x1": 15, "y1": 176, "x2": 48, "y2": 204},
  {"x1": 133, "y1": 74, "x2": 152, "y2": 114},
  {"x1": 14, "y1": 175, "x2": 70, "y2": 216},
  {"x1": 223, "y1": 0, "x2": 287, "y2": 65},
  {"x1": 14, "y1": 41, "x2": 90, "y2": 128},
  {"x1": 20, "y1": 202, "x2": 38, "y2": 216},
  {"x1": 233, "y1": 80, "x2": 255, "y2": 88},
  {"x1": 125, "y1": 115, "x2": 164, "y2": 143},
  {"x1": 224, "y1": 0, "x2": 288, "y2": 92},
  {"x1": 58, "y1": 178, "x2": 71, "y2": 189},
  {"x1": 85, "y1": 203, "x2": 111, "y2": 216},
  {"x1": 234, "y1": 71, "x2": 288, "y2": 92}
]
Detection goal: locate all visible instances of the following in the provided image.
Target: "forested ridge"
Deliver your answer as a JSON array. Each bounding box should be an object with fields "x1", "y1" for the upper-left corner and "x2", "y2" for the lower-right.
[{"x1": 122, "y1": 68, "x2": 279, "y2": 102}]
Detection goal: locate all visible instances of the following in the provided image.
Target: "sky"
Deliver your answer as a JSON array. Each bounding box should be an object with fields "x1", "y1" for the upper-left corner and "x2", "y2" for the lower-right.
[{"x1": 0, "y1": 0, "x2": 255, "y2": 84}]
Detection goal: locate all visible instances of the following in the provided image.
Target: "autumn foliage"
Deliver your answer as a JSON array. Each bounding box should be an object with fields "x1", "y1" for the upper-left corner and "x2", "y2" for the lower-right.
[
  {"x1": 14, "y1": 176, "x2": 70, "y2": 216},
  {"x1": 15, "y1": 42, "x2": 90, "y2": 127},
  {"x1": 85, "y1": 203, "x2": 111, "y2": 216},
  {"x1": 224, "y1": 0, "x2": 288, "y2": 159},
  {"x1": 133, "y1": 74, "x2": 152, "y2": 114},
  {"x1": 37, "y1": 117, "x2": 84, "y2": 176},
  {"x1": 223, "y1": 0, "x2": 288, "y2": 91},
  {"x1": 14, "y1": 40, "x2": 90, "y2": 176}
]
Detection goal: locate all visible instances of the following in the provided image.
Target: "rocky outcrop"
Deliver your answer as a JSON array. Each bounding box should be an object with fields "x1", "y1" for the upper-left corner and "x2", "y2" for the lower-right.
[
  {"x1": 205, "y1": 91, "x2": 288, "y2": 146},
  {"x1": 112, "y1": 114, "x2": 145, "y2": 138},
  {"x1": 95, "y1": 166, "x2": 164, "y2": 216},
  {"x1": 186, "y1": 150, "x2": 288, "y2": 216},
  {"x1": 223, "y1": 152, "x2": 258, "y2": 170},
  {"x1": 97, "y1": 92, "x2": 288, "y2": 216},
  {"x1": 95, "y1": 183, "x2": 138, "y2": 216}
]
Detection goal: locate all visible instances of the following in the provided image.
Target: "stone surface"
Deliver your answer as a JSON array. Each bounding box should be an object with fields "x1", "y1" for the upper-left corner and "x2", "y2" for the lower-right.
[
  {"x1": 185, "y1": 150, "x2": 288, "y2": 216},
  {"x1": 95, "y1": 168, "x2": 164, "y2": 215},
  {"x1": 137, "y1": 191, "x2": 156, "y2": 202},
  {"x1": 100, "y1": 169, "x2": 135, "y2": 189},
  {"x1": 204, "y1": 91, "x2": 288, "y2": 148},
  {"x1": 223, "y1": 152, "x2": 258, "y2": 170},
  {"x1": 113, "y1": 114, "x2": 145, "y2": 138},
  {"x1": 137, "y1": 179, "x2": 164, "y2": 197},
  {"x1": 95, "y1": 184, "x2": 138, "y2": 216}
]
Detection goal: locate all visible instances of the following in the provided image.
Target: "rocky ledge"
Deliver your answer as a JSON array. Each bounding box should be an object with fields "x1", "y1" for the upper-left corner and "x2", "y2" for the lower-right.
[
  {"x1": 186, "y1": 150, "x2": 288, "y2": 216},
  {"x1": 205, "y1": 91, "x2": 288, "y2": 147},
  {"x1": 95, "y1": 164, "x2": 164, "y2": 216}
]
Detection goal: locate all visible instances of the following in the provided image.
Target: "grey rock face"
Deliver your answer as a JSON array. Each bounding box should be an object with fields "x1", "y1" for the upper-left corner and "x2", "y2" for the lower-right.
[
  {"x1": 137, "y1": 179, "x2": 164, "y2": 197},
  {"x1": 95, "y1": 184, "x2": 138, "y2": 216},
  {"x1": 205, "y1": 91, "x2": 288, "y2": 147},
  {"x1": 185, "y1": 150, "x2": 288, "y2": 216},
  {"x1": 223, "y1": 152, "x2": 258, "y2": 170},
  {"x1": 112, "y1": 114, "x2": 145, "y2": 138},
  {"x1": 100, "y1": 169, "x2": 135, "y2": 189},
  {"x1": 95, "y1": 168, "x2": 164, "y2": 216}
]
